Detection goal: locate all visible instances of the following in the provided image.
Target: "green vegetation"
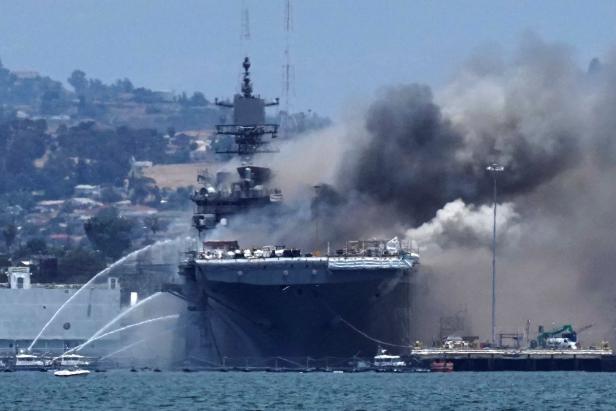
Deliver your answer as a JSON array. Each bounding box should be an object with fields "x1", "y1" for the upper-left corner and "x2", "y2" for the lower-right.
[
  {"x1": 0, "y1": 118, "x2": 171, "y2": 203},
  {"x1": 57, "y1": 247, "x2": 106, "y2": 283},
  {"x1": 0, "y1": 59, "x2": 70, "y2": 113},
  {"x1": 84, "y1": 207, "x2": 134, "y2": 260},
  {"x1": 0, "y1": 55, "x2": 331, "y2": 282},
  {"x1": 2, "y1": 223, "x2": 16, "y2": 251}
]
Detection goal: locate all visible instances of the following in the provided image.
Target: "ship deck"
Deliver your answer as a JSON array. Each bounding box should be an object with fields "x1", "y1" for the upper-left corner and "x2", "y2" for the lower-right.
[{"x1": 194, "y1": 256, "x2": 417, "y2": 270}]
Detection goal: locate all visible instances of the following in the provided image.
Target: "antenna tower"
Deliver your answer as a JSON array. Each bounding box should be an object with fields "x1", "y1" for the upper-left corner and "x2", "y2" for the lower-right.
[
  {"x1": 239, "y1": 1, "x2": 251, "y2": 93},
  {"x1": 241, "y1": 0, "x2": 251, "y2": 45},
  {"x1": 282, "y1": 0, "x2": 294, "y2": 138}
]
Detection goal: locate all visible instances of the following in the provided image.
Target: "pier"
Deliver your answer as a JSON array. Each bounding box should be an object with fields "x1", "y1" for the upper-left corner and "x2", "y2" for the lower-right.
[
  {"x1": 2, "y1": 348, "x2": 616, "y2": 372},
  {"x1": 170, "y1": 349, "x2": 616, "y2": 373},
  {"x1": 410, "y1": 349, "x2": 616, "y2": 372}
]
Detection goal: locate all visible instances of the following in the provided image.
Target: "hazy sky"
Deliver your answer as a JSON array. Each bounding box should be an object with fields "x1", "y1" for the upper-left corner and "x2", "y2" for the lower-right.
[{"x1": 0, "y1": 0, "x2": 615, "y2": 117}]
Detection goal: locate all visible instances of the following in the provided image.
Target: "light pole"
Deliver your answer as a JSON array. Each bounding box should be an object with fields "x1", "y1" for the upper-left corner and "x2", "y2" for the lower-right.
[
  {"x1": 313, "y1": 185, "x2": 322, "y2": 255},
  {"x1": 486, "y1": 162, "x2": 504, "y2": 347}
]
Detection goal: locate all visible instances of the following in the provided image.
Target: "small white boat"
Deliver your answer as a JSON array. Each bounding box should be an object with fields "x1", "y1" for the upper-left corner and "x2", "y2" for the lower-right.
[{"x1": 54, "y1": 368, "x2": 90, "y2": 377}]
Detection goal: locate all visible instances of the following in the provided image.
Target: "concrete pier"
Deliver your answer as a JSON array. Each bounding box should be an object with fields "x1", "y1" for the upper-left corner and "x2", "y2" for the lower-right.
[{"x1": 410, "y1": 349, "x2": 616, "y2": 372}]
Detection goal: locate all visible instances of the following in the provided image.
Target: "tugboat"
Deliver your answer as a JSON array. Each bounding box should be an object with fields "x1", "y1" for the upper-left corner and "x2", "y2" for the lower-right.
[
  {"x1": 14, "y1": 351, "x2": 50, "y2": 371},
  {"x1": 373, "y1": 347, "x2": 406, "y2": 372},
  {"x1": 53, "y1": 354, "x2": 93, "y2": 369}
]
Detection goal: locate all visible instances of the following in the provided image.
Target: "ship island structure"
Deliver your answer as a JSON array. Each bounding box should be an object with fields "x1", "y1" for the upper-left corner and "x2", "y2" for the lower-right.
[{"x1": 179, "y1": 58, "x2": 420, "y2": 365}]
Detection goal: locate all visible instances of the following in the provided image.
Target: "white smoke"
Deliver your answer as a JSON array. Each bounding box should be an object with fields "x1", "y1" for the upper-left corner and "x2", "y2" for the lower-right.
[{"x1": 406, "y1": 199, "x2": 520, "y2": 251}]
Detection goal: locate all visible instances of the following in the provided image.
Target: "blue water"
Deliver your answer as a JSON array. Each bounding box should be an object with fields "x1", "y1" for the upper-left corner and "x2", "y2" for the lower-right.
[{"x1": 3, "y1": 371, "x2": 614, "y2": 410}]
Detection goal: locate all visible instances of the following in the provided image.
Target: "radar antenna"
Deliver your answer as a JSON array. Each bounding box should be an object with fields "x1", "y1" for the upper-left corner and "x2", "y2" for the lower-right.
[
  {"x1": 215, "y1": 58, "x2": 280, "y2": 156},
  {"x1": 241, "y1": 57, "x2": 253, "y2": 98}
]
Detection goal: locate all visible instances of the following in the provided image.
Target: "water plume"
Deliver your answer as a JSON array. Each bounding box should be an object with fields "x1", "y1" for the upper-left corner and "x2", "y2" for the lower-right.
[
  {"x1": 71, "y1": 292, "x2": 164, "y2": 354},
  {"x1": 70, "y1": 314, "x2": 179, "y2": 354},
  {"x1": 30, "y1": 240, "x2": 175, "y2": 351},
  {"x1": 99, "y1": 338, "x2": 148, "y2": 361}
]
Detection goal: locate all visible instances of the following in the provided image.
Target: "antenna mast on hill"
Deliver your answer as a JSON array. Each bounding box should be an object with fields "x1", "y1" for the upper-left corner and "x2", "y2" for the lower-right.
[
  {"x1": 239, "y1": 1, "x2": 252, "y2": 95},
  {"x1": 281, "y1": 0, "x2": 294, "y2": 138},
  {"x1": 241, "y1": 0, "x2": 251, "y2": 51}
]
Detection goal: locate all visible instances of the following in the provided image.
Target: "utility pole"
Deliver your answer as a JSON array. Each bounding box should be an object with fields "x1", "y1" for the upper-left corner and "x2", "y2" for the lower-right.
[
  {"x1": 313, "y1": 185, "x2": 321, "y2": 255},
  {"x1": 486, "y1": 162, "x2": 504, "y2": 347}
]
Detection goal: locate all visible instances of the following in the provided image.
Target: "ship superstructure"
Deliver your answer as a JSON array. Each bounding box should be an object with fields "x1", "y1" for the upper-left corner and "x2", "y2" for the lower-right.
[
  {"x1": 191, "y1": 57, "x2": 282, "y2": 233},
  {"x1": 180, "y1": 58, "x2": 419, "y2": 364}
]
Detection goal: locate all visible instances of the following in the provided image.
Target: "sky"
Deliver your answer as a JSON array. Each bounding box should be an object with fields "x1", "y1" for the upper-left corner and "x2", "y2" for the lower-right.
[{"x1": 0, "y1": 0, "x2": 615, "y2": 117}]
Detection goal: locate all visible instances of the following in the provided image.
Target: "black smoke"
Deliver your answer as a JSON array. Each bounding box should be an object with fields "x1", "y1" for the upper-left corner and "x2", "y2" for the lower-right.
[
  {"x1": 334, "y1": 81, "x2": 580, "y2": 228},
  {"x1": 342, "y1": 84, "x2": 478, "y2": 225},
  {"x1": 259, "y1": 35, "x2": 616, "y2": 342}
]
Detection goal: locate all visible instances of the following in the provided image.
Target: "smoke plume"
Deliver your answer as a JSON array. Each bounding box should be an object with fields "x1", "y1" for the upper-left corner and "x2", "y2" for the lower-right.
[{"x1": 214, "y1": 34, "x2": 616, "y2": 344}]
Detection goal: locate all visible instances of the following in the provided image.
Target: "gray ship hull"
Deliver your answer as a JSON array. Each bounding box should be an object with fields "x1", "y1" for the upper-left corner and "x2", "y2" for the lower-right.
[
  {"x1": 0, "y1": 284, "x2": 121, "y2": 355},
  {"x1": 181, "y1": 257, "x2": 416, "y2": 363}
]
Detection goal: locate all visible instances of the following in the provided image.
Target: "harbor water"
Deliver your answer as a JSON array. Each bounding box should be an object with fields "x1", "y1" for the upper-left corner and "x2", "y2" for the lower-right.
[{"x1": 3, "y1": 371, "x2": 614, "y2": 410}]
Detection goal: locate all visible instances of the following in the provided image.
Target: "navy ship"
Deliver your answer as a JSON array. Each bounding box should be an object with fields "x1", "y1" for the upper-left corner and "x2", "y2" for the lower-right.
[
  {"x1": 179, "y1": 58, "x2": 419, "y2": 364},
  {"x1": 0, "y1": 267, "x2": 122, "y2": 355}
]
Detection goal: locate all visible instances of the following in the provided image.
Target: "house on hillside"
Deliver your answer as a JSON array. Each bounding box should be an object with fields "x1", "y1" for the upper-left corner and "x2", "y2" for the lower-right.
[{"x1": 74, "y1": 184, "x2": 100, "y2": 199}]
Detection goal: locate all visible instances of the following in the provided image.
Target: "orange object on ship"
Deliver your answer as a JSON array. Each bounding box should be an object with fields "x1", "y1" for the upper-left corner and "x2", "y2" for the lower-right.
[{"x1": 430, "y1": 359, "x2": 454, "y2": 372}]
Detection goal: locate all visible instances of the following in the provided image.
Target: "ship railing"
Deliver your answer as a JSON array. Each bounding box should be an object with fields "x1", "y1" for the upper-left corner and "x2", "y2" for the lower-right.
[
  {"x1": 0, "y1": 282, "x2": 108, "y2": 289},
  {"x1": 196, "y1": 254, "x2": 331, "y2": 263},
  {"x1": 194, "y1": 249, "x2": 417, "y2": 261},
  {"x1": 192, "y1": 255, "x2": 416, "y2": 270},
  {"x1": 336, "y1": 239, "x2": 418, "y2": 258},
  {"x1": 215, "y1": 124, "x2": 279, "y2": 136},
  {"x1": 400, "y1": 239, "x2": 420, "y2": 255}
]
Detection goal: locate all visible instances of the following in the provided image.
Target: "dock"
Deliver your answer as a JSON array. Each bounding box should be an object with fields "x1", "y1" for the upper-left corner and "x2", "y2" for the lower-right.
[
  {"x1": 172, "y1": 349, "x2": 616, "y2": 373},
  {"x1": 410, "y1": 348, "x2": 616, "y2": 371},
  {"x1": 3, "y1": 349, "x2": 615, "y2": 372}
]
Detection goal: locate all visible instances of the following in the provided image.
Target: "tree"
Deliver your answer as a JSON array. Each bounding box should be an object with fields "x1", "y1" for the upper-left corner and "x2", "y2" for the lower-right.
[
  {"x1": 84, "y1": 207, "x2": 134, "y2": 260},
  {"x1": 162, "y1": 186, "x2": 191, "y2": 210},
  {"x1": 100, "y1": 186, "x2": 122, "y2": 204},
  {"x1": 25, "y1": 238, "x2": 47, "y2": 254},
  {"x1": 144, "y1": 215, "x2": 161, "y2": 236},
  {"x1": 58, "y1": 247, "x2": 106, "y2": 283},
  {"x1": 189, "y1": 92, "x2": 208, "y2": 106},
  {"x1": 2, "y1": 223, "x2": 16, "y2": 251},
  {"x1": 112, "y1": 78, "x2": 134, "y2": 93},
  {"x1": 129, "y1": 177, "x2": 160, "y2": 205},
  {"x1": 68, "y1": 70, "x2": 88, "y2": 95}
]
